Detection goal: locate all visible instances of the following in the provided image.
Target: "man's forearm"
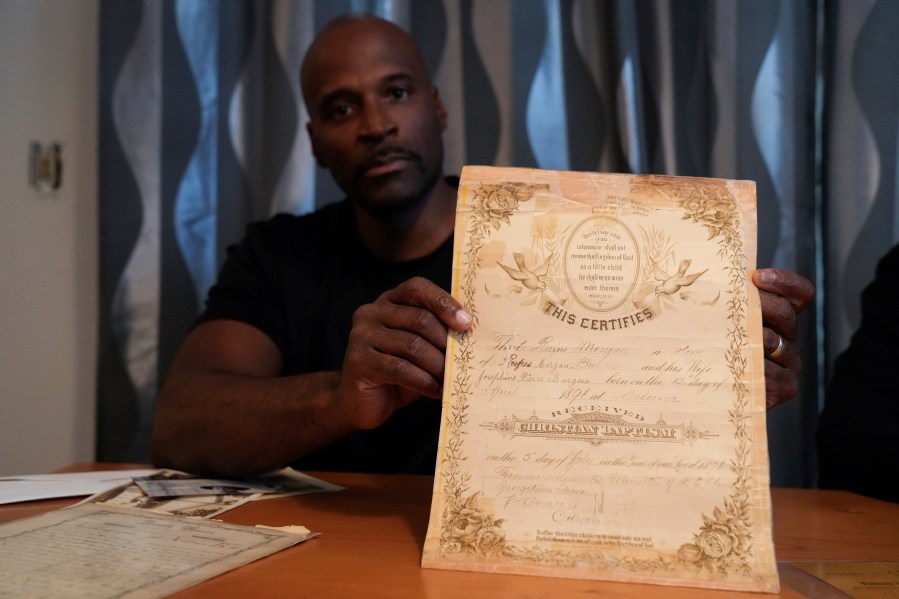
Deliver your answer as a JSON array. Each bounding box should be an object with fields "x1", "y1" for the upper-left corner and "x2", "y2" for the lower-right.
[{"x1": 150, "y1": 369, "x2": 351, "y2": 478}]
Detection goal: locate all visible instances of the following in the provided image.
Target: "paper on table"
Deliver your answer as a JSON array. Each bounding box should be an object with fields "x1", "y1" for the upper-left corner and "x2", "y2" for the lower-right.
[
  {"x1": 0, "y1": 469, "x2": 160, "y2": 505},
  {"x1": 79, "y1": 474, "x2": 259, "y2": 519},
  {"x1": 249, "y1": 467, "x2": 345, "y2": 499},
  {"x1": 79, "y1": 468, "x2": 343, "y2": 519},
  {"x1": 422, "y1": 166, "x2": 777, "y2": 592},
  {"x1": 0, "y1": 503, "x2": 310, "y2": 598},
  {"x1": 133, "y1": 476, "x2": 279, "y2": 498}
]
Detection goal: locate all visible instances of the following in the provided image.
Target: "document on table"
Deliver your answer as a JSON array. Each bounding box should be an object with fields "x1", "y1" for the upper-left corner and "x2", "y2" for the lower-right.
[
  {"x1": 77, "y1": 467, "x2": 344, "y2": 519},
  {"x1": 0, "y1": 469, "x2": 159, "y2": 504},
  {"x1": 421, "y1": 166, "x2": 778, "y2": 592},
  {"x1": 77, "y1": 470, "x2": 261, "y2": 519},
  {"x1": 0, "y1": 503, "x2": 311, "y2": 598}
]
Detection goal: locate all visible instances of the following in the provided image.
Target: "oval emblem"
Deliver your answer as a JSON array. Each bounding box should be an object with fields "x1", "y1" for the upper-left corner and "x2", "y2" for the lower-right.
[{"x1": 564, "y1": 216, "x2": 640, "y2": 312}]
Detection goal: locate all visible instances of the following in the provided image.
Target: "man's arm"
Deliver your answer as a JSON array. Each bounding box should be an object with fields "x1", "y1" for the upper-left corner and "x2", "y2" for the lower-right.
[
  {"x1": 151, "y1": 277, "x2": 473, "y2": 478},
  {"x1": 150, "y1": 320, "x2": 351, "y2": 478},
  {"x1": 752, "y1": 268, "x2": 815, "y2": 408}
]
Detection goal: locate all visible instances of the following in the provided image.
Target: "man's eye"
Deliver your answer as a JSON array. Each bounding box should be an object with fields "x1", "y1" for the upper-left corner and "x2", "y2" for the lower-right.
[
  {"x1": 389, "y1": 88, "x2": 410, "y2": 101},
  {"x1": 327, "y1": 104, "x2": 352, "y2": 120}
]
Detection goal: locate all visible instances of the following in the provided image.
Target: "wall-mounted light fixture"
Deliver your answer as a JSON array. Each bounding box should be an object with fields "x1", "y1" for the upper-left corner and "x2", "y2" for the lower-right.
[{"x1": 29, "y1": 142, "x2": 63, "y2": 193}]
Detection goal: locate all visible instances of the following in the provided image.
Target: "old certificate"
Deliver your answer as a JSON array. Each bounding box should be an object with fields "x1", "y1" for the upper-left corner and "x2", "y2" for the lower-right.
[
  {"x1": 421, "y1": 166, "x2": 778, "y2": 592},
  {"x1": 0, "y1": 503, "x2": 309, "y2": 597}
]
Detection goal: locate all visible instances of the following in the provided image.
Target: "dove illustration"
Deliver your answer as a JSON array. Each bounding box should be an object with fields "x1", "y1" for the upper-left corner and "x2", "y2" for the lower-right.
[
  {"x1": 652, "y1": 258, "x2": 707, "y2": 296},
  {"x1": 497, "y1": 252, "x2": 553, "y2": 290}
]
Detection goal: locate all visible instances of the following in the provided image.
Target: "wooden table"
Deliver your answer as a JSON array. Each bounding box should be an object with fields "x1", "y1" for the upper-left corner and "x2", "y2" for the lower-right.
[{"x1": 3, "y1": 465, "x2": 898, "y2": 597}]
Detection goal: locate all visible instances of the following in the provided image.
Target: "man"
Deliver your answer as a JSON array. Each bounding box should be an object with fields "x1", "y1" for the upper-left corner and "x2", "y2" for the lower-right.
[{"x1": 150, "y1": 15, "x2": 814, "y2": 478}]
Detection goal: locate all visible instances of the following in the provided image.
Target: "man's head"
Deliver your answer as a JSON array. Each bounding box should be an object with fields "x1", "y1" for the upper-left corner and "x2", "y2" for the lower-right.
[{"x1": 301, "y1": 15, "x2": 447, "y2": 215}]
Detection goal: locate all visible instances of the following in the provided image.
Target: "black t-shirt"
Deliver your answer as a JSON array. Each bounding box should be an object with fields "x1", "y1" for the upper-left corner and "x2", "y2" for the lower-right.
[
  {"x1": 199, "y1": 197, "x2": 454, "y2": 474},
  {"x1": 817, "y1": 242, "x2": 899, "y2": 503}
]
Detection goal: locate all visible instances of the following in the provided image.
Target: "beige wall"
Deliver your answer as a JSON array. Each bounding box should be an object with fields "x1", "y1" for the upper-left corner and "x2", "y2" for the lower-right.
[{"x1": 0, "y1": 0, "x2": 98, "y2": 474}]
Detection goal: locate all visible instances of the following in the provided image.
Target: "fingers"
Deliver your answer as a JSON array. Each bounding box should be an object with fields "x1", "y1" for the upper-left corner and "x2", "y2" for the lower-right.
[
  {"x1": 764, "y1": 358, "x2": 799, "y2": 409},
  {"x1": 752, "y1": 269, "x2": 814, "y2": 314},
  {"x1": 372, "y1": 277, "x2": 471, "y2": 365},
  {"x1": 763, "y1": 328, "x2": 786, "y2": 359},
  {"x1": 384, "y1": 277, "x2": 473, "y2": 332},
  {"x1": 348, "y1": 302, "x2": 448, "y2": 395},
  {"x1": 762, "y1": 325, "x2": 798, "y2": 369},
  {"x1": 758, "y1": 289, "x2": 798, "y2": 342},
  {"x1": 752, "y1": 269, "x2": 814, "y2": 409},
  {"x1": 755, "y1": 269, "x2": 809, "y2": 368},
  {"x1": 343, "y1": 331, "x2": 444, "y2": 402},
  {"x1": 338, "y1": 277, "x2": 472, "y2": 429}
]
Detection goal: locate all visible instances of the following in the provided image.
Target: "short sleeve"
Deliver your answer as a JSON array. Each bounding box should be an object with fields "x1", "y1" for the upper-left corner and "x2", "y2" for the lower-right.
[{"x1": 197, "y1": 216, "x2": 294, "y2": 354}]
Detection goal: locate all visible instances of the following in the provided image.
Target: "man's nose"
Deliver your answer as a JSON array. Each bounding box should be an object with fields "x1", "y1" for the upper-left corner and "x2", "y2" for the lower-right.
[{"x1": 358, "y1": 103, "x2": 397, "y2": 140}]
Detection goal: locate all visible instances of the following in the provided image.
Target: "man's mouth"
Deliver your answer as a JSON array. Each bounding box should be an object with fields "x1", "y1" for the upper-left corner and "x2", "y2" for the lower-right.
[{"x1": 357, "y1": 148, "x2": 420, "y2": 179}]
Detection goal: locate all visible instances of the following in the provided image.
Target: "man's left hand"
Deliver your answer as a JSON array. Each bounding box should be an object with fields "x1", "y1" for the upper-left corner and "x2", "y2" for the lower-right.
[{"x1": 752, "y1": 269, "x2": 815, "y2": 408}]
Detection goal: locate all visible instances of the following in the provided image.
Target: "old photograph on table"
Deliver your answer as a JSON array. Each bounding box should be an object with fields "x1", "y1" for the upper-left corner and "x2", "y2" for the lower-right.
[
  {"x1": 422, "y1": 166, "x2": 778, "y2": 592},
  {"x1": 79, "y1": 470, "x2": 258, "y2": 519}
]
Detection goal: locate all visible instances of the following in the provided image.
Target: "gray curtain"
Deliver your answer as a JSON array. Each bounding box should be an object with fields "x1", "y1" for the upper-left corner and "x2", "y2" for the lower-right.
[
  {"x1": 97, "y1": 0, "x2": 899, "y2": 488},
  {"x1": 824, "y1": 0, "x2": 899, "y2": 368}
]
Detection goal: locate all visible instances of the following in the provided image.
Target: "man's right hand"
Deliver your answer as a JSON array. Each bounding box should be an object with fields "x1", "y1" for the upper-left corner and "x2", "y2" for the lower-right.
[
  {"x1": 151, "y1": 277, "x2": 471, "y2": 478},
  {"x1": 338, "y1": 276, "x2": 473, "y2": 430}
]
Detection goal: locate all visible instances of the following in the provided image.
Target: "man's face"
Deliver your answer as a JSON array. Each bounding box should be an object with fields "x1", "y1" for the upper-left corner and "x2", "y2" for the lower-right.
[{"x1": 302, "y1": 21, "x2": 447, "y2": 214}]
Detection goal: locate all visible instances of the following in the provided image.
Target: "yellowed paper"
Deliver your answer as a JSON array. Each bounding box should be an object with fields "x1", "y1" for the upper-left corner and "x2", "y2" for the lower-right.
[
  {"x1": 0, "y1": 503, "x2": 308, "y2": 598},
  {"x1": 422, "y1": 166, "x2": 777, "y2": 592}
]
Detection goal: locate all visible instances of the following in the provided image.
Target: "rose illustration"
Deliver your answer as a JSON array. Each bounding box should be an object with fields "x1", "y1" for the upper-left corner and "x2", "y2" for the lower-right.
[
  {"x1": 696, "y1": 528, "x2": 734, "y2": 559},
  {"x1": 681, "y1": 197, "x2": 703, "y2": 217},
  {"x1": 450, "y1": 508, "x2": 487, "y2": 545},
  {"x1": 481, "y1": 186, "x2": 518, "y2": 224},
  {"x1": 475, "y1": 525, "x2": 506, "y2": 555},
  {"x1": 678, "y1": 543, "x2": 703, "y2": 563}
]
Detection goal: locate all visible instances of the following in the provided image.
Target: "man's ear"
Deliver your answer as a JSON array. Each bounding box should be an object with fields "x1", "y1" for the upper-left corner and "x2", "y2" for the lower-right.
[
  {"x1": 432, "y1": 87, "x2": 448, "y2": 131},
  {"x1": 306, "y1": 122, "x2": 327, "y2": 168}
]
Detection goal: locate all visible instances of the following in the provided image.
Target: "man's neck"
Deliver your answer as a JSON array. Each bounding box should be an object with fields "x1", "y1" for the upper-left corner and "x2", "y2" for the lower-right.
[{"x1": 352, "y1": 177, "x2": 457, "y2": 262}]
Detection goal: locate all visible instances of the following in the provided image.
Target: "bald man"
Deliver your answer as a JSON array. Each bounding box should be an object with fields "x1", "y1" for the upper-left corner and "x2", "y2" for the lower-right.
[{"x1": 151, "y1": 15, "x2": 813, "y2": 478}]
